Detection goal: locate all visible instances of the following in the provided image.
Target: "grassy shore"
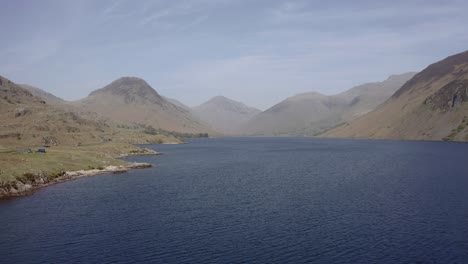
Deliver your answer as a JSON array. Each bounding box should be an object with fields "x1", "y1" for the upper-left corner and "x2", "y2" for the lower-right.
[{"x1": 0, "y1": 143, "x2": 159, "y2": 198}]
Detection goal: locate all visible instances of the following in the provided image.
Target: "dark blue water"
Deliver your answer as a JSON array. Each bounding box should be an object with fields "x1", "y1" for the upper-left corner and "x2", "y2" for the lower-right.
[{"x1": 1, "y1": 137, "x2": 468, "y2": 263}]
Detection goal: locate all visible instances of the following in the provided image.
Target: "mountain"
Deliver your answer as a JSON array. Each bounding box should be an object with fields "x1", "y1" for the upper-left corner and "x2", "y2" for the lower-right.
[
  {"x1": 243, "y1": 72, "x2": 415, "y2": 136},
  {"x1": 20, "y1": 84, "x2": 66, "y2": 105},
  {"x1": 74, "y1": 77, "x2": 212, "y2": 134},
  {"x1": 193, "y1": 96, "x2": 261, "y2": 135},
  {"x1": 323, "y1": 51, "x2": 468, "y2": 141},
  {"x1": 0, "y1": 76, "x2": 110, "y2": 147},
  {"x1": 163, "y1": 96, "x2": 192, "y2": 112}
]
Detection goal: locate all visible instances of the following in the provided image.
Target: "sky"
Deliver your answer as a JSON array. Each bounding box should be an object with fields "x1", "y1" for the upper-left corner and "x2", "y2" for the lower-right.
[{"x1": 1, "y1": 0, "x2": 468, "y2": 110}]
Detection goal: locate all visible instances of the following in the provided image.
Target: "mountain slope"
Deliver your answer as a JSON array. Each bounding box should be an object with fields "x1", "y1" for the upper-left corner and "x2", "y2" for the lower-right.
[
  {"x1": 243, "y1": 73, "x2": 415, "y2": 136},
  {"x1": 0, "y1": 76, "x2": 110, "y2": 147},
  {"x1": 74, "y1": 77, "x2": 212, "y2": 134},
  {"x1": 323, "y1": 51, "x2": 468, "y2": 141},
  {"x1": 163, "y1": 96, "x2": 192, "y2": 112},
  {"x1": 20, "y1": 84, "x2": 66, "y2": 105},
  {"x1": 193, "y1": 96, "x2": 261, "y2": 135}
]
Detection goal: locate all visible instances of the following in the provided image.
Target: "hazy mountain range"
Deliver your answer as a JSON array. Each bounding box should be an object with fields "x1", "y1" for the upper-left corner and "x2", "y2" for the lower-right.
[
  {"x1": 323, "y1": 50, "x2": 468, "y2": 141},
  {"x1": 16, "y1": 73, "x2": 414, "y2": 138},
  {"x1": 243, "y1": 72, "x2": 416, "y2": 136},
  {"x1": 193, "y1": 96, "x2": 261, "y2": 135},
  {"x1": 4, "y1": 50, "x2": 468, "y2": 142},
  {"x1": 72, "y1": 77, "x2": 212, "y2": 134}
]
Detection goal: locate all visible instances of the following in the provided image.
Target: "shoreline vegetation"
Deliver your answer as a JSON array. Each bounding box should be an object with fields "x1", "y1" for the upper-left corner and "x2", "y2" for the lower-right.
[{"x1": 0, "y1": 143, "x2": 163, "y2": 199}]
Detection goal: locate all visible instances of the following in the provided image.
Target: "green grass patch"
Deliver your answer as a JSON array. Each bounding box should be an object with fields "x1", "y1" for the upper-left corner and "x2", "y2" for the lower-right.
[
  {"x1": 0, "y1": 143, "x2": 149, "y2": 183},
  {"x1": 443, "y1": 116, "x2": 468, "y2": 141}
]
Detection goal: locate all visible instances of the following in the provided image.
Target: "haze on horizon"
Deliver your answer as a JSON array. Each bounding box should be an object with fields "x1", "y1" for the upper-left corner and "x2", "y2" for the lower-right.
[{"x1": 1, "y1": 0, "x2": 467, "y2": 110}]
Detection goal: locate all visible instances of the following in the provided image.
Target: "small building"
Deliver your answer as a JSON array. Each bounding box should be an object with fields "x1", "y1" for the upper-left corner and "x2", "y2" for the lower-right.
[{"x1": 36, "y1": 148, "x2": 46, "y2": 153}]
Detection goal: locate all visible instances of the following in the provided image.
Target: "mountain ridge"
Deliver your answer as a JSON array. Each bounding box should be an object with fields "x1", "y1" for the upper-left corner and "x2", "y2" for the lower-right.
[
  {"x1": 74, "y1": 77, "x2": 213, "y2": 134},
  {"x1": 193, "y1": 96, "x2": 261, "y2": 135},
  {"x1": 20, "y1": 84, "x2": 66, "y2": 105},
  {"x1": 0, "y1": 75, "x2": 111, "y2": 147},
  {"x1": 88, "y1": 77, "x2": 164, "y2": 104},
  {"x1": 323, "y1": 50, "x2": 468, "y2": 141},
  {"x1": 243, "y1": 72, "x2": 416, "y2": 136}
]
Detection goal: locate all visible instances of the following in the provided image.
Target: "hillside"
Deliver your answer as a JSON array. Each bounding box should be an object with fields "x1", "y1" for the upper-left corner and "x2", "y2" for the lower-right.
[
  {"x1": 243, "y1": 73, "x2": 415, "y2": 136},
  {"x1": 74, "y1": 77, "x2": 213, "y2": 134},
  {"x1": 0, "y1": 75, "x2": 185, "y2": 197},
  {"x1": 163, "y1": 96, "x2": 192, "y2": 112},
  {"x1": 0, "y1": 76, "x2": 111, "y2": 147},
  {"x1": 323, "y1": 51, "x2": 468, "y2": 141},
  {"x1": 20, "y1": 84, "x2": 66, "y2": 105},
  {"x1": 193, "y1": 96, "x2": 261, "y2": 135}
]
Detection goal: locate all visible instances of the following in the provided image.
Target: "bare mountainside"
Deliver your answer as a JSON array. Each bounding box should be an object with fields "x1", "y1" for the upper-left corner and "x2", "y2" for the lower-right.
[
  {"x1": 20, "y1": 84, "x2": 66, "y2": 106},
  {"x1": 0, "y1": 76, "x2": 111, "y2": 147},
  {"x1": 163, "y1": 96, "x2": 192, "y2": 112},
  {"x1": 74, "y1": 77, "x2": 213, "y2": 134},
  {"x1": 243, "y1": 72, "x2": 415, "y2": 136},
  {"x1": 20, "y1": 84, "x2": 129, "y2": 127},
  {"x1": 323, "y1": 51, "x2": 468, "y2": 141},
  {"x1": 193, "y1": 96, "x2": 261, "y2": 135}
]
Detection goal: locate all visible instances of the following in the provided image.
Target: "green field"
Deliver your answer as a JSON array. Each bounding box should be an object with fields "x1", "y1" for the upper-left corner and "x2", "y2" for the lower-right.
[{"x1": 0, "y1": 143, "x2": 155, "y2": 183}]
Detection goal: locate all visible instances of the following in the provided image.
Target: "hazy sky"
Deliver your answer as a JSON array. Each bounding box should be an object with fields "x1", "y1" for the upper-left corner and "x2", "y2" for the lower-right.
[{"x1": 1, "y1": 0, "x2": 467, "y2": 109}]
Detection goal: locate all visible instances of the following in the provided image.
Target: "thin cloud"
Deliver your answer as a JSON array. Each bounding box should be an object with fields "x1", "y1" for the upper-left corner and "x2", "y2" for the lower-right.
[
  {"x1": 102, "y1": 0, "x2": 126, "y2": 15},
  {"x1": 139, "y1": 1, "x2": 213, "y2": 26},
  {"x1": 267, "y1": 1, "x2": 463, "y2": 24}
]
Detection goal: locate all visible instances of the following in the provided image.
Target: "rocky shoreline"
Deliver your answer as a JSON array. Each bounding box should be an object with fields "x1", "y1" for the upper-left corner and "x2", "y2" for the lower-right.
[
  {"x1": 0, "y1": 142, "x2": 167, "y2": 200},
  {"x1": 0, "y1": 162, "x2": 152, "y2": 199}
]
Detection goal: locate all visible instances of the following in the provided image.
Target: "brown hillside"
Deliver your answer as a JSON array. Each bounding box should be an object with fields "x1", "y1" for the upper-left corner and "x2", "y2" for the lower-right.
[
  {"x1": 0, "y1": 76, "x2": 111, "y2": 147},
  {"x1": 193, "y1": 96, "x2": 261, "y2": 135},
  {"x1": 323, "y1": 51, "x2": 468, "y2": 141},
  {"x1": 74, "y1": 77, "x2": 213, "y2": 134},
  {"x1": 243, "y1": 73, "x2": 415, "y2": 136},
  {"x1": 20, "y1": 84, "x2": 66, "y2": 106}
]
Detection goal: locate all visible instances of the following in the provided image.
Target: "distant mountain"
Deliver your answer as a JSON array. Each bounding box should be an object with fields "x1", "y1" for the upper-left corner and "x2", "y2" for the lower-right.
[
  {"x1": 20, "y1": 84, "x2": 117, "y2": 127},
  {"x1": 334, "y1": 73, "x2": 417, "y2": 119},
  {"x1": 243, "y1": 72, "x2": 415, "y2": 136},
  {"x1": 0, "y1": 76, "x2": 110, "y2": 147},
  {"x1": 74, "y1": 77, "x2": 212, "y2": 134},
  {"x1": 323, "y1": 51, "x2": 468, "y2": 141},
  {"x1": 193, "y1": 96, "x2": 261, "y2": 135},
  {"x1": 20, "y1": 84, "x2": 66, "y2": 105},
  {"x1": 163, "y1": 96, "x2": 192, "y2": 112}
]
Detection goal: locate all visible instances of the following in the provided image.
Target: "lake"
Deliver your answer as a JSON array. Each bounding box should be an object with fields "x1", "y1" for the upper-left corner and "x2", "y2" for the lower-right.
[{"x1": 1, "y1": 137, "x2": 467, "y2": 263}]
